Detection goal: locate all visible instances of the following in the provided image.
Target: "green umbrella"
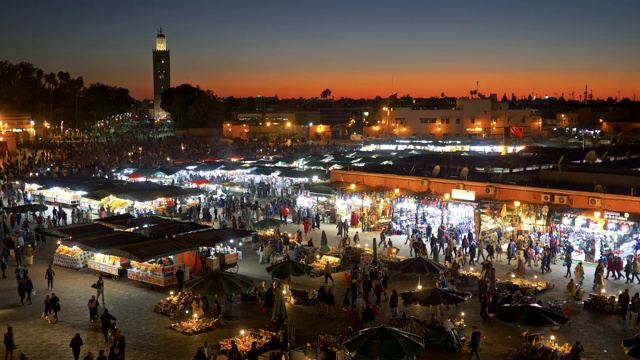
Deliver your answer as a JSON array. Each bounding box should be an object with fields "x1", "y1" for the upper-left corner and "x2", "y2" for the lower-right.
[
  {"x1": 253, "y1": 218, "x2": 284, "y2": 230},
  {"x1": 184, "y1": 273, "x2": 255, "y2": 297},
  {"x1": 5, "y1": 204, "x2": 48, "y2": 214},
  {"x1": 372, "y1": 237, "x2": 378, "y2": 264},
  {"x1": 266, "y1": 259, "x2": 314, "y2": 280},
  {"x1": 320, "y1": 230, "x2": 330, "y2": 253},
  {"x1": 343, "y1": 325, "x2": 424, "y2": 360},
  {"x1": 272, "y1": 282, "x2": 287, "y2": 321}
]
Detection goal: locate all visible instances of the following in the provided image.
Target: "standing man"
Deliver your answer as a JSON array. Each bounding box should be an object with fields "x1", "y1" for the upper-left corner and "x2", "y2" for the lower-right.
[
  {"x1": 45, "y1": 264, "x2": 55, "y2": 291},
  {"x1": 176, "y1": 267, "x2": 185, "y2": 290},
  {"x1": 3, "y1": 326, "x2": 15, "y2": 360},
  {"x1": 69, "y1": 333, "x2": 83, "y2": 360},
  {"x1": 405, "y1": 226, "x2": 412, "y2": 245},
  {"x1": 468, "y1": 325, "x2": 482, "y2": 360},
  {"x1": 619, "y1": 288, "x2": 631, "y2": 321},
  {"x1": 95, "y1": 276, "x2": 105, "y2": 304},
  {"x1": 100, "y1": 309, "x2": 116, "y2": 342},
  {"x1": 324, "y1": 262, "x2": 334, "y2": 285},
  {"x1": 564, "y1": 251, "x2": 573, "y2": 278}
]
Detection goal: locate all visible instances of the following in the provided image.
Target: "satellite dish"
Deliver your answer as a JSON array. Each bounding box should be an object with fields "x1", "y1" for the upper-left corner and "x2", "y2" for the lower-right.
[
  {"x1": 599, "y1": 151, "x2": 608, "y2": 161},
  {"x1": 594, "y1": 184, "x2": 604, "y2": 193},
  {"x1": 459, "y1": 167, "x2": 469, "y2": 181},
  {"x1": 584, "y1": 150, "x2": 597, "y2": 163},
  {"x1": 432, "y1": 165, "x2": 441, "y2": 178}
]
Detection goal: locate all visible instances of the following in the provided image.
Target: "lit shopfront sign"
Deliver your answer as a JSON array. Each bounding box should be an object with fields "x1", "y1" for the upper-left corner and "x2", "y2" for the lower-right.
[
  {"x1": 604, "y1": 211, "x2": 630, "y2": 221},
  {"x1": 451, "y1": 189, "x2": 476, "y2": 201}
]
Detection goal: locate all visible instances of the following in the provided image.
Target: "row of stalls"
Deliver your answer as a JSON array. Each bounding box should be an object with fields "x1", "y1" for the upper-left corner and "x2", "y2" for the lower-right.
[
  {"x1": 23, "y1": 177, "x2": 208, "y2": 217},
  {"x1": 44, "y1": 214, "x2": 253, "y2": 289}
]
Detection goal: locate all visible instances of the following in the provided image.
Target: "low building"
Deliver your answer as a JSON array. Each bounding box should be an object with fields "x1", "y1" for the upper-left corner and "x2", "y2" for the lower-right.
[{"x1": 364, "y1": 98, "x2": 542, "y2": 141}]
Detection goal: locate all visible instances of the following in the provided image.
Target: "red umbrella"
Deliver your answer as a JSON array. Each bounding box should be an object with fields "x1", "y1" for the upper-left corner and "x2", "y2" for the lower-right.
[
  {"x1": 127, "y1": 174, "x2": 143, "y2": 179},
  {"x1": 201, "y1": 157, "x2": 221, "y2": 162}
]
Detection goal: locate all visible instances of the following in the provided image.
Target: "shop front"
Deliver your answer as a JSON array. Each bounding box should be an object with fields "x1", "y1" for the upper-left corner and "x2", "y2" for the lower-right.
[
  {"x1": 556, "y1": 210, "x2": 638, "y2": 262},
  {"x1": 391, "y1": 189, "x2": 478, "y2": 242}
]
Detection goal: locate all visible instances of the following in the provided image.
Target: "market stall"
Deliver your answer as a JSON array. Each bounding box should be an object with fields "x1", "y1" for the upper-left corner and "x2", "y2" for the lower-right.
[
  {"x1": 555, "y1": 211, "x2": 639, "y2": 262},
  {"x1": 88, "y1": 254, "x2": 130, "y2": 280},
  {"x1": 53, "y1": 245, "x2": 93, "y2": 269},
  {"x1": 128, "y1": 261, "x2": 183, "y2": 288}
]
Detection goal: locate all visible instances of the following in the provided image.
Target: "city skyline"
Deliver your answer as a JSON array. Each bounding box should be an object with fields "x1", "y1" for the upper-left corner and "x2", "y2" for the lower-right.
[{"x1": 1, "y1": 1, "x2": 638, "y2": 101}]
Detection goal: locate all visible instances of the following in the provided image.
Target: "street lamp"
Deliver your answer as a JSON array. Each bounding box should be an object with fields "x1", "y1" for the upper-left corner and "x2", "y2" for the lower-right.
[
  {"x1": 394, "y1": 187, "x2": 400, "y2": 195},
  {"x1": 350, "y1": 183, "x2": 356, "y2": 190}
]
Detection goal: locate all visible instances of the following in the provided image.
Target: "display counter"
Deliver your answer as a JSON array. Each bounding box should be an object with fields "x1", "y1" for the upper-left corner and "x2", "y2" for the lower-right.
[
  {"x1": 53, "y1": 245, "x2": 93, "y2": 269},
  {"x1": 40, "y1": 189, "x2": 81, "y2": 206},
  {"x1": 127, "y1": 261, "x2": 182, "y2": 288},
  {"x1": 88, "y1": 254, "x2": 130, "y2": 280}
]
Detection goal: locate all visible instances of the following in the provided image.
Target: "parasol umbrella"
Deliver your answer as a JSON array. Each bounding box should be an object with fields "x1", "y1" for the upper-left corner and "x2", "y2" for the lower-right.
[
  {"x1": 404, "y1": 316, "x2": 462, "y2": 353},
  {"x1": 184, "y1": 273, "x2": 254, "y2": 297},
  {"x1": 401, "y1": 287, "x2": 472, "y2": 307},
  {"x1": 343, "y1": 325, "x2": 425, "y2": 360},
  {"x1": 372, "y1": 236, "x2": 378, "y2": 264},
  {"x1": 488, "y1": 304, "x2": 570, "y2": 327},
  {"x1": 4, "y1": 204, "x2": 48, "y2": 214},
  {"x1": 627, "y1": 345, "x2": 640, "y2": 359},
  {"x1": 394, "y1": 257, "x2": 446, "y2": 275},
  {"x1": 320, "y1": 230, "x2": 330, "y2": 253},
  {"x1": 252, "y1": 218, "x2": 284, "y2": 230},
  {"x1": 272, "y1": 282, "x2": 287, "y2": 321},
  {"x1": 624, "y1": 334, "x2": 640, "y2": 350},
  {"x1": 266, "y1": 259, "x2": 314, "y2": 280}
]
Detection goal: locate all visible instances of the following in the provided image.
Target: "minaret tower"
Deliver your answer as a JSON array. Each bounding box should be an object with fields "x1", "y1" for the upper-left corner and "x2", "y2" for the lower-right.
[{"x1": 152, "y1": 28, "x2": 170, "y2": 118}]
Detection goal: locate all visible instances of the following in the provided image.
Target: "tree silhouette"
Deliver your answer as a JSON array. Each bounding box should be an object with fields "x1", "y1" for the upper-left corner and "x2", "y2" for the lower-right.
[{"x1": 320, "y1": 88, "x2": 332, "y2": 100}]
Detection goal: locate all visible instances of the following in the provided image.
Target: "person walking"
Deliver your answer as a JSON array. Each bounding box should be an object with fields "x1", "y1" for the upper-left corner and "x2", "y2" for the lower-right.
[
  {"x1": 88, "y1": 295, "x2": 100, "y2": 322},
  {"x1": 17, "y1": 279, "x2": 26, "y2": 306},
  {"x1": 4, "y1": 326, "x2": 15, "y2": 360},
  {"x1": 69, "y1": 333, "x2": 83, "y2": 360},
  {"x1": 468, "y1": 325, "x2": 482, "y2": 360},
  {"x1": 633, "y1": 259, "x2": 640, "y2": 284},
  {"x1": 570, "y1": 341, "x2": 584, "y2": 359},
  {"x1": 389, "y1": 289, "x2": 399, "y2": 320},
  {"x1": 43, "y1": 295, "x2": 52, "y2": 323},
  {"x1": 619, "y1": 288, "x2": 631, "y2": 321},
  {"x1": 24, "y1": 246, "x2": 33, "y2": 268},
  {"x1": 24, "y1": 277, "x2": 33, "y2": 305},
  {"x1": 100, "y1": 309, "x2": 116, "y2": 342},
  {"x1": 49, "y1": 293, "x2": 60, "y2": 322},
  {"x1": 45, "y1": 265, "x2": 55, "y2": 290},
  {"x1": 324, "y1": 262, "x2": 334, "y2": 284},
  {"x1": 95, "y1": 276, "x2": 105, "y2": 303},
  {"x1": 564, "y1": 251, "x2": 572, "y2": 278},
  {"x1": 574, "y1": 262, "x2": 584, "y2": 286}
]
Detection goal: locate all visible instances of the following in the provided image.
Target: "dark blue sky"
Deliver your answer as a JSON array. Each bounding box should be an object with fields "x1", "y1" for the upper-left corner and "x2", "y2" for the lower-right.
[{"x1": 1, "y1": 0, "x2": 638, "y2": 99}]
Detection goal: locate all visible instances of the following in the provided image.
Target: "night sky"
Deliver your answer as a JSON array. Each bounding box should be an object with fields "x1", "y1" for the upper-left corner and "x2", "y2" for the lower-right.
[{"x1": 1, "y1": 0, "x2": 638, "y2": 100}]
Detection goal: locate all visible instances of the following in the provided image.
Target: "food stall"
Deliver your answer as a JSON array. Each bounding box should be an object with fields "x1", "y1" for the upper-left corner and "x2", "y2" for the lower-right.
[
  {"x1": 127, "y1": 261, "x2": 183, "y2": 288},
  {"x1": 88, "y1": 253, "x2": 130, "y2": 280},
  {"x1": 53, "y1": 245, "x2": 93, "y2": 269}
]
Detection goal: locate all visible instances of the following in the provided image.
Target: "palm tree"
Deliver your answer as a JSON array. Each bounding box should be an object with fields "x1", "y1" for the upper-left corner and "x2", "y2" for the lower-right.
[{"x1": 320, "y1": 88, "x2": 332, "y2": 100}]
